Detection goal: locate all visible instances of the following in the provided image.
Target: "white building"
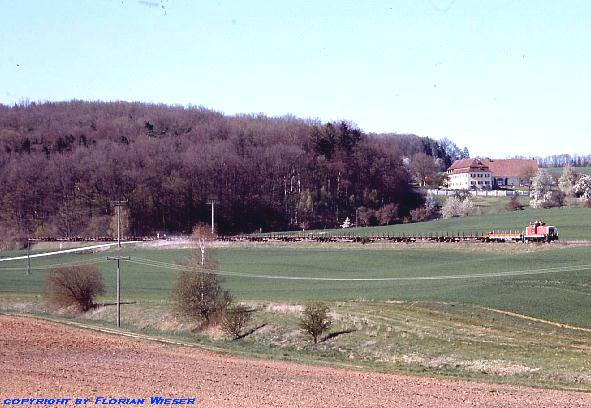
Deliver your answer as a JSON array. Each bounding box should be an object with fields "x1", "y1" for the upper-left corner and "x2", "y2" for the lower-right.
[{"x1": 446, "y1": 158, "x2": 493, "y2": 190}]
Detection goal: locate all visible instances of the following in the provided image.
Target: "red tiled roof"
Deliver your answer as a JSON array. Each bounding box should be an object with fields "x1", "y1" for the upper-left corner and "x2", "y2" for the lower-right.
[
  {"x1": 482, "y1": 159, "x2": 538, "y2": 178},
  {"x1": 448, "y1": 158, "x2": 490, "y2": 172}
]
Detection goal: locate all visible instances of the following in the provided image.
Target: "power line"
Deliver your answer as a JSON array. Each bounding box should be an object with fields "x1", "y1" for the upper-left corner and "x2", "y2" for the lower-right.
[{"x1": 127, "y1": 256, "x2": 591, "y2": 282}]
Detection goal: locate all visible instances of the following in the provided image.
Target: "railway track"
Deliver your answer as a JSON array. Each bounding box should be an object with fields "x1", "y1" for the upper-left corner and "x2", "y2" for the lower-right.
[{"x1": 218, "y1": 232, "x2": 490, "y2": 243}]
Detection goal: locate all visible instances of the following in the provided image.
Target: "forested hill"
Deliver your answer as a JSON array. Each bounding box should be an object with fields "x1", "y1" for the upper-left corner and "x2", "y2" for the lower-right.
[{"x1": 0, "y1": 101, "x2": 463, "y2": 238}]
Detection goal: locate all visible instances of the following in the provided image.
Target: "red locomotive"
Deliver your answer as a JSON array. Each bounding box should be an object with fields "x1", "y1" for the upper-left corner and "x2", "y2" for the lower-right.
[{"x1": 486, "y1": 220, "x2": 559, "y2": 243}]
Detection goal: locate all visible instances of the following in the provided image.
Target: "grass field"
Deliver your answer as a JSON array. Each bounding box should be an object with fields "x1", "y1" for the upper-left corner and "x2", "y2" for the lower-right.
[
  {"x1": 2, "y1": 242, "x2": 591, "y2": 389},
  {"x1": 547, "y1": 166, "x2": 591, "y2": 177},
  {"x1": 2, "y1": 243, "x2": 591, "y2": 327},
  {"x1": 294, "y1": 207, "x2": 591, "y2": 241},
  {"x1": 470, "y1": 195, "x2": 530, "y2": 214}
]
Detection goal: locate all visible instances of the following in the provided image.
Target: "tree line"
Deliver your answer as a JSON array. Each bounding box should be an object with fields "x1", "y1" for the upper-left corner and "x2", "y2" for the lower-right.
[
  {"x1": 0, "y1": 101, "x2": 464, "y2": 241},
  {"x1": 516, "y1": 154, "x2": 591, "y2": 168}
]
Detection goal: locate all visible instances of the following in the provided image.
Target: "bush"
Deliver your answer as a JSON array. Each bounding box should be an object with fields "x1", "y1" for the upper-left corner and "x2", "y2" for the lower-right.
[
  {"x1": 300, "y1": 302, "x2": 332, "y2": 344},
  {"x1": 542, "y1": 191, "x2": 565, "y2": 208},
  {"x1": 221, "y1": 304, "x2": 252, "y2": 339},
  {"x1": 44, "y1": 265, "x2": 104, "y2": 312},
  {"x1": 410, "y1": 207, "x2": 429, "y2": 222},
  {"x1": 441, "y1": 196, "x2": 474, "y2": 219},
  {"x1": 377, "y1": 203, "x2": 399, "y2": 225},
  {"x1": 505, "y1": 196, "x2": 524, "y2": 211},
  {"x1": 171, "y1": 261, "x2": 232, "y2": 327}
]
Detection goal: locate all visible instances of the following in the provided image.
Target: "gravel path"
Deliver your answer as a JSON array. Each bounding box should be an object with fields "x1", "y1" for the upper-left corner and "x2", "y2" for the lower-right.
[{"x1": 1, "y1": 316, "x2": 590, "y2": 407}]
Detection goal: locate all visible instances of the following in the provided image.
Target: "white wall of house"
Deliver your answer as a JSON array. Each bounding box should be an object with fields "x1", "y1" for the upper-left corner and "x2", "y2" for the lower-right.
[{"x1": 447, "y1": 171, "x2": 492, "y2": 190}]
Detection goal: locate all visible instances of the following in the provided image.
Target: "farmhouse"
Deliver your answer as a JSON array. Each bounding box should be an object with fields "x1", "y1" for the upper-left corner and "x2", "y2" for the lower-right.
[
  {"x1": 446, "y1": 158, "x2": 538, "y2": 190},
  {"x1": 446, "y1": 158, "x2": 492, "y2": 190},
  {"x1": 481, "y1": 159, "x2": 538, "y2": 188}
]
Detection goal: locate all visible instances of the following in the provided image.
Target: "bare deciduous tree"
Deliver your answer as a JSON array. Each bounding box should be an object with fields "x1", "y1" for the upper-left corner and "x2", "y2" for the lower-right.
[
  {"x1": 300, "y1": 302, "x2": 332, "y2": 344},
  {"x1": 410, "y1": 153, "x2": 439, "y2": 187},
  {"x1": 44, "y1": 265, "x2": 104, "y2": 312},
  {"x1": 171, "y1": 262, "x2": 232, "y2": 327},
  {"x1": 191, "y1": 224, "x2": 215, "y2": 265},
  {"x1": 221, "y1": 304, "x2": 252, "y2": 339}
]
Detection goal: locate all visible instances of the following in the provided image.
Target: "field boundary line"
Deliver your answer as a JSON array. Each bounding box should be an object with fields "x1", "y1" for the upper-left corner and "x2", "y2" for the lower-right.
[
  {"x1": 480, "y1": 307, "x2": 591, "y2": 333},
  {"x1": 0, "y1": 241, "x2": 141, "y2": 262}
]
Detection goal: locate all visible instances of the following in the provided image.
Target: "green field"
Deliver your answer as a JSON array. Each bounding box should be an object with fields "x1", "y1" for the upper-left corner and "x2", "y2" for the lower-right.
[
  {"x1": 2, "y1": 243, "x2": 591, "y2": 327},
  {"x1": 547, "y1": 166, "x2": 591, "y2": 177},
  {"x1": 293, "y1": 207, "x2": 591, "y2": 241},
  {"x1": 2, "y1": 242, "x2": 591, "y2": 389},
  {"x1": 470, "y1": 195, "x2": 530, "y2": 214}
]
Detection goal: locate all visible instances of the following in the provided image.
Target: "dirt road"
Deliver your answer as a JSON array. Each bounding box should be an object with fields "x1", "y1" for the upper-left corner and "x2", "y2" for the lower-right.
[{"x1": 1, "y1": 315, "x2": 589, "y2": 407}]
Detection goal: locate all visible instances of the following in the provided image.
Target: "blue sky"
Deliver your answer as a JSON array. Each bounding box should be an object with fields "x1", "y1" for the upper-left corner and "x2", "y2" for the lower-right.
[{"x1": 1, "y1": 0, "x2": 590, "y2": 158}]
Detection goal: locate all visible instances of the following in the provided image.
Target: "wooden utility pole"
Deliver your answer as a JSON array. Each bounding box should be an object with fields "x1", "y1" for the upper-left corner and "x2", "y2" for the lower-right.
[
  {"x1": 206, "y1": 198, "x2": 216, "y2": 234},
  {"x1": 111, "y1": 200, "x2": 128, "y2": 248},
  {"x1": 26, "y1": 237, "x2": 31, "y2": 275},
  {"x1": 106, "y1": 256, "x2": 130, "y2": 328}
]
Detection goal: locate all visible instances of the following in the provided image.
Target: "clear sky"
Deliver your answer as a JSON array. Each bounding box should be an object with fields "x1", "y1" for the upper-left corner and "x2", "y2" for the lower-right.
[{"x1": 1, "y1": 0, "x2": 590, "y2": 158}]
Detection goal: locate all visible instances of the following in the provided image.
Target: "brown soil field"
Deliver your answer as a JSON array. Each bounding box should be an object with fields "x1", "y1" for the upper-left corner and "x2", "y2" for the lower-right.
[{"x1": 1, "y1": 315, "x2": 590, "y2": 408}]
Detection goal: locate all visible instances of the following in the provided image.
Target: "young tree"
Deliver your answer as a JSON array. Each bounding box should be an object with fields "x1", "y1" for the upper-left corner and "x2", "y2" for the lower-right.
[
  {"x1": 300, "y1": 302, "x2": 332, "y2": 344},
  {"x1": 191, "y1": 224, "x2": 215, "y2": 265},
  {"x1": 574, "y1": 174, "x2": 591, "y2": 200},
  {"x1": 171, "y1": 261, "x2": 232, "y2": 327},
  {"x1": 441, "y1": 196, "x2": 474, "y2": 219},
  {"x1": 424, "y1": 193, "x2": 438, "y2": 217},
  {"x1": 221, "y1": 304, "x2": 252, "y2": 339},
  {"x1": 410, "y1": 153, "x2": 438, "y2": 187},
  {"x1": 529, "y1": 169, "x2": 555, "y2": 208},
  {"x1": 558, "y1": 166, "x2": 578, "y2": 195},
  {"x1": 340, "y1": 217, "x2": 351, "y2": 228},
  {"x1": 44, "y1": 265, "x2": 105, "y2": 312},
  {"x1": 558, "y1": 165, "x2": 580, "y2": 207}
]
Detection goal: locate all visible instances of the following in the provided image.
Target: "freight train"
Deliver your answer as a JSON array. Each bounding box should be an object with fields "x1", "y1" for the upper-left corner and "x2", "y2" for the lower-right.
[{"x1": 485, "y1": 220, "x2": 559, "y2": 243}]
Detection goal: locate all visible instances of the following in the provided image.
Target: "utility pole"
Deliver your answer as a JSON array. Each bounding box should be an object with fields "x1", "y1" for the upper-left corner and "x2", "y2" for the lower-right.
[
  {"x1": 206, "y1": 198, "x2": 216, "y2": 234},
  {"x1": 106, "y1": 256, "x2": 130, "y2": 328},
  {"x1": 26, "y1": 237, "x2": 31, "y2": 275},
  {"x1": 111, "y1": 200, "x2": 128, "y2": 248}
]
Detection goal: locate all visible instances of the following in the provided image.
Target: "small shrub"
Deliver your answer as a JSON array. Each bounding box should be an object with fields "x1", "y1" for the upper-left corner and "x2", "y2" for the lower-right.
[
  {"x1": 505, "y1": 196, "x2": 524, "y2": 211},
  {"x1": 221, "y1": 304, "x2": 252, "y2": 339},
  {"x1": 300, "y1": 302, "x2": 332, "y2": 344},
  {"x1": 535, "y1": 191, "x2": 565, "y2": 208},
  {"x1": 441, "y1": 196, "x2": 474, "y2": 219},
  {"x1": 44, "y1": 265, "x2": 104, "y2": 312},
  {"x1": 564, "y1": 195, "x2": 579, "y2": 208},
  {"x1": 410, "y1": 207, "x2": 428, "y2": 222},
  {"x1": 171, "y1": 262, "x2": 232, "y2": 327}
]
